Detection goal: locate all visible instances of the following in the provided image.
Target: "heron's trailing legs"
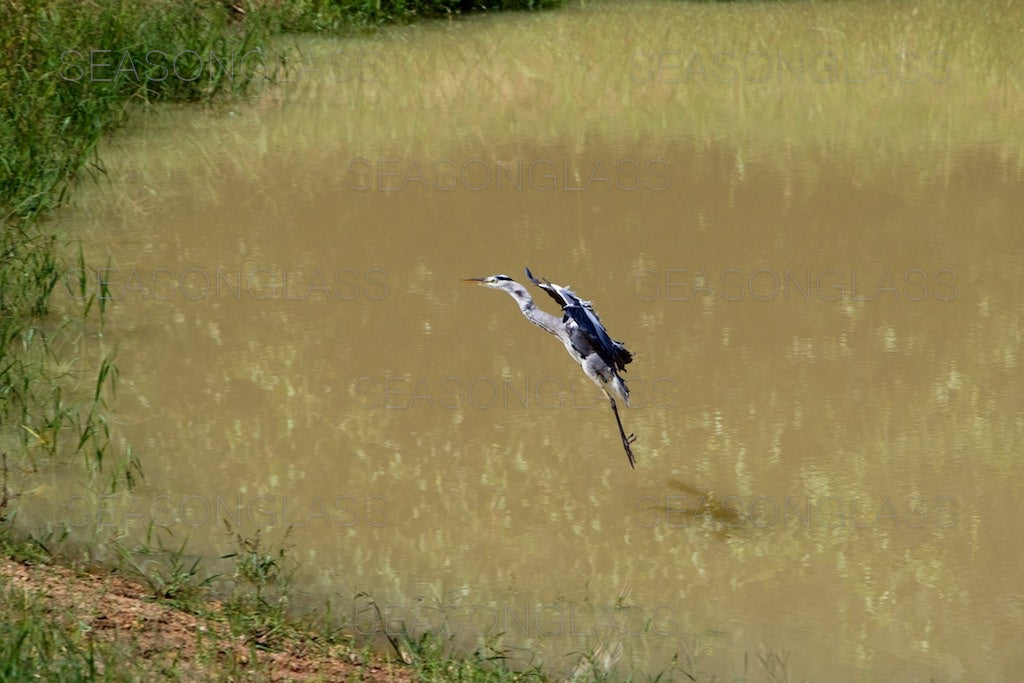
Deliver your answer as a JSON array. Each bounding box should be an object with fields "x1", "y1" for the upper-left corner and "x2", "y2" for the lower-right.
[{"x1": 608, "y1": 396, "x2": 637, "y2": 469}]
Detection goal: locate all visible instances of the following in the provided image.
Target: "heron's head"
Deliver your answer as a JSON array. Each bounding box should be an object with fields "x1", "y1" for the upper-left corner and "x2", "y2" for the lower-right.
[{"x1": 462, "y1": 274, "x2": 515, "y2": 289}]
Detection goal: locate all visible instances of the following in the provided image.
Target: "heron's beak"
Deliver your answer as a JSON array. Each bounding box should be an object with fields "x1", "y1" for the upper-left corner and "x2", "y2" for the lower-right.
[{"x1": 461, "y1": 277, "x2": 486, "y2": 284}]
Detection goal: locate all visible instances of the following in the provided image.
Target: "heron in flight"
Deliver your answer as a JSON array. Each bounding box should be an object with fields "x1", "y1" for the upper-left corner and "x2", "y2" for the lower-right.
[{"x1": 463, "y1": 267, "x2": 637, "y2": 468}]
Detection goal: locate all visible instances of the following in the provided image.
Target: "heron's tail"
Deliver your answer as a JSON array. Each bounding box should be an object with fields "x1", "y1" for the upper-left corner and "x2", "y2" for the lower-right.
[{"x1": 611, "y1": 373, "x2": 630, "y2": 407}]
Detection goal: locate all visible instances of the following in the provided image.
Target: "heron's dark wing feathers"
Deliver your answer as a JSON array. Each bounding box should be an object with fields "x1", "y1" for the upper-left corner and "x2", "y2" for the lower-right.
[
  {"x1": 525, "y1": 267, "x2": 568, "y2": 308},
  {"x1": 560, "y1": 291, "x2": 633, "y2": 372},
  {"x1": 524, "y1": 267, "x2": 633, "y2": 373}
]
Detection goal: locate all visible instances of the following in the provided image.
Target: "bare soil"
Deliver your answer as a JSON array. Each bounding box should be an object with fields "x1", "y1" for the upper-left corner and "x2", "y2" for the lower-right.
[{"x1": 0, "y1": 556, "x2": 413, "y2": 681}]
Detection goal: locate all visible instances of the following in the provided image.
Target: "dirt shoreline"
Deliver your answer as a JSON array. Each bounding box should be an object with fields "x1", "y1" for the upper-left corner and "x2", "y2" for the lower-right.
[{"x1": 0, "y1": 555, "x2": 412, "y2": 681}]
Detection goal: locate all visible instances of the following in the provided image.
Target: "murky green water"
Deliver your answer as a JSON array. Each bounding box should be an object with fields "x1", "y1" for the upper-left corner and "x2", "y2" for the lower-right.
[{"x1": 26, "y1": 0, "x2": 1024, "y2": 678}]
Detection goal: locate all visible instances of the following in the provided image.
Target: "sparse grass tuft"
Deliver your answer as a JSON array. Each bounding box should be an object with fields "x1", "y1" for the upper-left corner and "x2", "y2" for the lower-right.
[
  {"x1": 114, "y1": 524, "x2": 219, "y2": 611},
  {"x1": 220, "y1": 521, "x2": 298, "y2": 646}
]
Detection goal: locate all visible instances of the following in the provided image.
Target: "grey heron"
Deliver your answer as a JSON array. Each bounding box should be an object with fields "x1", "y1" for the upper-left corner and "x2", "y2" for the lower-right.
[{"x1": 463, "y1": 267, "x2": 637, "y2": 468}]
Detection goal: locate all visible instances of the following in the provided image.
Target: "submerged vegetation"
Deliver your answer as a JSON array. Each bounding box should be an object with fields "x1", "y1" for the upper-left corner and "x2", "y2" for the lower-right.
[{"x1": 0, "y1": 0, "x2": 570, "y2": 482}]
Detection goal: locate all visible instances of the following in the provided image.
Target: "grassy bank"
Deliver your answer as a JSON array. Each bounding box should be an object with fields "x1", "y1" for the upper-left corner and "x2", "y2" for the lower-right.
[
  {"x1": 1, "y1": 533, "x2": 474, "y2": 681},
  {"x1": 1, "y1": 0, "x2": 563, "y2": 679},
  {"x1": 0, "y1": 525, "x2": 574, "y2": 681}
]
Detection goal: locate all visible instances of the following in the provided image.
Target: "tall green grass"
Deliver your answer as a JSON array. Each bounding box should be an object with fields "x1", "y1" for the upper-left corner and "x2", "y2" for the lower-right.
[
  {"x1": 0, "y1": 580, "x2": 108, "y2": 681},
  {"x1": 1, "y1": 0, "x2": 273, "y2": 521},
  {"x1": 268, "y1": 0, "x2": 564, "y2": 33}
]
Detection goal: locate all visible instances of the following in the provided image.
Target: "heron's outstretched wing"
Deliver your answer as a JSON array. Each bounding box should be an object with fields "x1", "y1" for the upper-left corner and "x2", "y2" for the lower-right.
[
  {"x1": 524, "y1": 267, "x2": 566, "y2": 308},
  {"x1": 524, "y1": 267, "x2": 633, "y2": 373}
]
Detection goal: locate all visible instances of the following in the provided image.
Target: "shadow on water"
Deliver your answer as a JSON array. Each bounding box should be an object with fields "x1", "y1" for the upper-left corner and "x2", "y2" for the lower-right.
[{"x1": 638, "y1": 478, "x2": 745, "y2": 533}]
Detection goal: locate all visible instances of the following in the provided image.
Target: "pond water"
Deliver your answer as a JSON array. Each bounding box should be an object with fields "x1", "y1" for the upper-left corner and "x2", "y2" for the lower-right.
[{"x1": 32, "y1": 0, "x2": 1024, "y2": 679}]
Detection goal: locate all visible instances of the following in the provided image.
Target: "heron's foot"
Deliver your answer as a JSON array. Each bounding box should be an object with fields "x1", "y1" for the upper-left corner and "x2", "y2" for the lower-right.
[{"x1": 622, "y1": 434, "x2": 638, "y2": 468}]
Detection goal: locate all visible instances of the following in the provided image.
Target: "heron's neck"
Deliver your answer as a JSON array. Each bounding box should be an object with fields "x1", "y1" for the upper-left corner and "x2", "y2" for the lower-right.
[{"x1": 505, "y1": 284, "x2": 561, "y2": 336}]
